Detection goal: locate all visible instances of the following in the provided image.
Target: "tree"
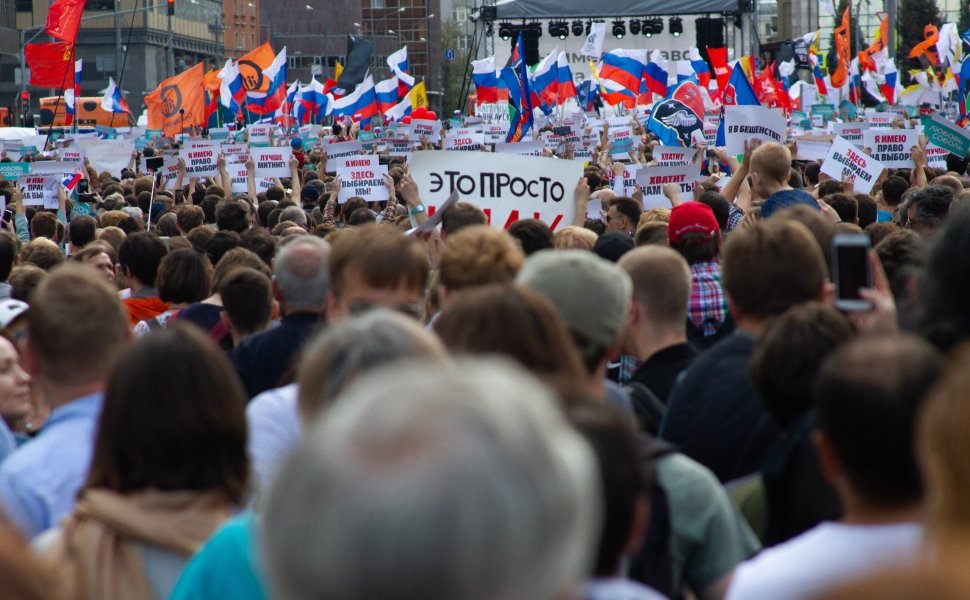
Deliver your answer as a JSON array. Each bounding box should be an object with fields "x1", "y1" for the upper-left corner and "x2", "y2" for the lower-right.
[
  {"x1": 440, "y1": 21, "x2": 472, "y2": 115},
  {"x1": 896, "y1": 0, "x2": 942, "y2": 66},
  {"x1": 959, "y1": 0, "x2": 970, "y2": 41},
  {"x1": 826, "y1": 0, "x2": 865, "y2": 76}
]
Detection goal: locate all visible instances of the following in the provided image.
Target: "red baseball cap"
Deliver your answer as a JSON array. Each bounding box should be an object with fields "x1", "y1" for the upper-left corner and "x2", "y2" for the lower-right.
[{"x1": 668, "y1": 201, "x2": 719, "y2": 245}]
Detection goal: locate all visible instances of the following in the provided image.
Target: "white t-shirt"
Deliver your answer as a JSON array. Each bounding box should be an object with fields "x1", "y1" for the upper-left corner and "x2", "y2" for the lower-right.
[
  {"x1": 583, "y1": 578, "x2": 667, "y2": 600},
  {"x1": 726, "y1": 522, "x2": 923, "y2": 600}
]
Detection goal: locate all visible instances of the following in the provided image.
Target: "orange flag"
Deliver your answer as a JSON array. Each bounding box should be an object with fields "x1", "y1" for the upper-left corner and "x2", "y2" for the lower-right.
[
  {"x1": 909, "y1": 24, "x2": 941, "y2": 68},
  {"x1": 831, "y1": 5, "x2": 851, "y2": 88},
  {"x1": 237, "y1": 42, "x2": 276, "y2": 94},
  {"x1": 146, "y1": 63, "x2": 206, "y2": 137},
  {"x1": 858, "y1": 14, "x2": 888, "y2": 72}
]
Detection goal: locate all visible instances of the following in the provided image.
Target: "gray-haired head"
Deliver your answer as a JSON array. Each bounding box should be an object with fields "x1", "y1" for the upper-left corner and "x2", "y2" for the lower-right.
[
  {"x1": 296, "y1": 309, "x2": 448, "y2": 422},
  {"x1": 279, "y1": 205, "x2": 308, "y2": 228},
  {"x1": 273, "y1": 236, "x2": 330, "y2": 310},
  {"x1": 263, "y1": 358, "x2": 600, "y2": 600}
]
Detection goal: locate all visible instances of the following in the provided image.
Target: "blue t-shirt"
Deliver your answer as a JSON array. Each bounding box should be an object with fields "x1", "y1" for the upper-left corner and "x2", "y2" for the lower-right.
[{"x1": 761, "y1": 188, "x2": 819, "y2": 219}]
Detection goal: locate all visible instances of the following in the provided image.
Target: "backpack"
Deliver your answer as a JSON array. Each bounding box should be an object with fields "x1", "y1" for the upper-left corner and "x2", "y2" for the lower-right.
[
  {"x1": 686, "y1": 312, "x2": 736, "y2": 351},
  {"x1": 623, "y1": 381, "x2": 666, "y2": 436},
  {"x1": 628, "y1": 435, "x2": 679, "y2": 599}
]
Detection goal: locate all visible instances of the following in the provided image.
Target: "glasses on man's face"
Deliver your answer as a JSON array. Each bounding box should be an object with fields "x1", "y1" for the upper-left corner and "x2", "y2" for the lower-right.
[{"x1": 348, "y1": 299, "x2": 423, "y2": 321}]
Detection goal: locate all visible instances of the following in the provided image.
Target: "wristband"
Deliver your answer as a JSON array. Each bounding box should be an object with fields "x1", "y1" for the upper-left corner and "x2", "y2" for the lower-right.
[{"x1": 409, "y1": 204, "x2": 426, "y2": 216}]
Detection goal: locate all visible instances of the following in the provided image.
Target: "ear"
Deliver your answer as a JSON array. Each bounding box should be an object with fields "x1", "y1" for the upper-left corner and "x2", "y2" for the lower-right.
[
  {"x1": 22, "y1": 336, "x2": 40, "y2": 377},
  {"x1": 812, "y1": 430, "x2": 843, "y2": 488},
  {"x1": 271, "y1": 279, "x2": 283, "y2": 303},
  {"x1": 325, "y1": 291, "x2": 342, "y2": 324},
  {"x1": 219, "y1": 310, "x2": 233, "y2": 332},
  {"x1": 624, "y1": 495, "x2": 651, "y2": 557},
  {"x1": 269, "y1": 299, "x2": 280, "y2": 322}
]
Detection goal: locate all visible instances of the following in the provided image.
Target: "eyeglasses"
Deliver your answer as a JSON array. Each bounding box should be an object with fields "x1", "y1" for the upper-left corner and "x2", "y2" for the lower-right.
[{"x1": 348, "y1": 299, "x2": 423, "y2": 321}]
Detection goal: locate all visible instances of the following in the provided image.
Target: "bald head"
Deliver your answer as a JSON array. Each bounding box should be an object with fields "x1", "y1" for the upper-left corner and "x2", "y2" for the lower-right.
[
  {"x1": 275, "y1": 236, "x2": 331, "y2": 309},
  {"x1": 618, "y1": 246, "x2": 691, "y2": 332}
]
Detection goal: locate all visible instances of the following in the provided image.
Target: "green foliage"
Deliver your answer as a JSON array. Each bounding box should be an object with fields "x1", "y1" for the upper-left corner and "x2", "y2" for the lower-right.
[
  {"x1": 959, "y1": 0, "x2": 970, "y2": 41},
  {"x1": 896, "y1": 0, "x2": 943, "y2": 64},
  {"x1": 441, "y1": 21, "x2": 472, "y2": 115}
]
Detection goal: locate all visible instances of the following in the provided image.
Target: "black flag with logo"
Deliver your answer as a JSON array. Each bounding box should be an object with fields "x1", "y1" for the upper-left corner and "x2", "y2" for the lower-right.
[{"x1": 337, "y1": 35, "x2": 374, "y2": 90}]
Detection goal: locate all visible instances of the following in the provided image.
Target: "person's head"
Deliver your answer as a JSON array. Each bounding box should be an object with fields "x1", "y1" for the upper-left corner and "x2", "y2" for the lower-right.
[
  {"x1": 328, "y1": 226, "x2": 428, "y2": 322},
  {"x1": 750, "y1": 303, "x2": 854, "y2": 429},
  {"x1": 22, "y1": 239, "x2": 64, "y2": 272},
  {"x1": 219, "y1": 267, "x2": 274, "y2": 339},
  {"x1": 0, "y1": 231, "x2": 18, "y2": 283},
  {"x1": 749, "y1": 142, "x2": 792, "y2": 197},
  {"x1": 722, "y1": 219, "x2": 828, "y2": 324},
  {"x1": 605, "y1": 197, "x2": 642, "y2": 234},
  {"x1": 274, "y1": 236, "x2": 331, "y2": 312},
  {"x1": 553, "y1": 225, "x2": 598, "y2": 251},
  {"x1": 240, "y1": 228, "x2": 276, "y2": 268},
  {"x1": 0, "y1": 332, "x2": 31, "y2": 430},
  {"x1": 156, "y1": 248, "x2": 212, "y2": 305},
  {"x1": 823, "y1": 193, "x2": 859, "y2": 224},
  {"x1": 26, "y1": 264, "x2": 129, "y2": 388},
  {"x1": 8, "y1": 266, "x2": 47, "y2": 303},
  {"x1": 931, "y1": 174, "x2": 964, "y2": 195},
  {"x1": 569, "y1": 403, "x2": 649, "y2": 577},
  {"x1": 84, "y1": 325, "x2": 248, "y2": 503},
  {"x1": 918, "y1": 202, "x2": 970, "y2": 351},
  {"x1": 814, "y1": 335, "x2": 942, "y2": 508},
  {"x1": 618, "y1": 246, "x2": 691, "y2": 345},
  {"x1": 347, "y1": 207, "x2": 376, "y2": 227},
  {"x1": 97, "y1": 226, "x2": 126, "y2": 255},
  {"x1": 118, "y1": 232, "x2": 168, "y2": 288},
  {"x1": 176, "y1": 204, "x2": 204, "y2": 234},
  {"x1": 881, "y1": 175, "x2": 909, "y2": 208},
  {"x1": 816, "y1": 179, "x2": 844, "y2": 200},
  {"x1": 437, "y1": 226, "x2": 523, "y2": 302},
  {"x1": 211, "y1": 246, "x2": 272, "y2": 292},
  {"x1": 855, "y1": 194, "x2": 878, "y2": 229},
  {"x1": 875, "y1": 229, "x2": 924, "y2": 306},
  {"x1": 280, "y1": 205, "x2": 308, "y2": 229},
  {"x1": 634, "y1": 222, "x2": 669, "y2": 247},
  {"x1": 216, "y1": 199, "x2": 251, "y2": 234},
  {"x1": 667, "y1": 201, "x2": 720, "y2": 264},
  {"x1": 72, "y1": 243, "x2": 117, "y2": 285},
  {"x1": 906, "y1": 184, "x2": 954, "y2": 239},
  {"x1": 507, "y1": 219, "x2": 554, "y2": 256},
  {"x1": 440, "y1": 201, "x2": 487, "y2": 239},
  {"x1": 697, "y1": 191, "x2": 731, "y2": 231},
  {"x1": 591, "y1": 231, "x2": 635, "y2": 263},
  {"x1": 68, "y1": 215, "x2": 97, "y2": 249},
  {"x1": 297, "y1": 310, "x2": 447, "y2": 423},
  {"x1": 517, "y1": 250, "x2": 633, "y2": 375},
  {"x1": 434, "y1": 284, "x2": 588, "y2": 394},
  {"x1": 263, "y1": 359, "x2": 599, "y2": 600},
  {"x1": 29, "y1": 212, "x2": 58, "y2": 242},
  {"x1": 204, "y1": 230, "x2": 241, "y2": 266},
  {"x1": 803, "y1": 162, "x2": 822, "y2": 187}
]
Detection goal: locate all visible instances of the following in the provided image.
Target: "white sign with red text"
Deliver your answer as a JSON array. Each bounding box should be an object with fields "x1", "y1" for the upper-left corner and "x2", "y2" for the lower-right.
[
  {"x1": 821, "y1": 136, "x2": 885, "y2": 193},
  {"x1": 252, "y1": 147, "x2": 292, "y2": 178},
  {"x1": 336, "y1": 164, "x2": 389, "y2": 203},
  {"x1": 635, "y1": 164, "x2": 702, "y2": 209},
  {"x1": 179, "y1": 142, "x2": 220, "y2": 177}
]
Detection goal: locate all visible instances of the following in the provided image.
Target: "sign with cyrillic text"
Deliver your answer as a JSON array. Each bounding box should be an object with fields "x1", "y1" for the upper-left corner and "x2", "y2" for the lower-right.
[
  {"x1": 409, "y1": 119, "x2": 441, "y2": 142},
  {"x1": 179, "y1": 143, "x2": 220, "y2": 177},
  {"x1": 863, "y1": 130, "x2": 918, "y2": 168},
  {"x1": 445, "y1": 128, "x2": 484, "y2": 151},
  {"x1": 832, "y1": 122, "x2": 868, "y2": 146},
  {"x1": 921, "y1": 114, "x2": 970, "y2": 157},
  {"x1": 336, "y1": 164, "x2": 389, "y2": 203},
  {"x1": 868, "y1": 112, "x2": 896, "y2": 128},
  {"x1": 654, "y1": 147, "x2": 696, "y2": 166},
  {"x1": 16, "y1": 175, "x2": 60, "y2": 208},
  {"x1": 252, "y1": 147, "x2": 292, "y2": 178},
  {"x1": 330, "y1": 154, "x2": 378, "y2": 171},
  {"x1": 77, "y1": 138, "x2": 134, "y2": 176},
  {"x1": 635, "y1": 164, "x2": 702, "y2": 209},
  {"x1": 246, "y1": 123, "x2": 272, "y2": 146},
  {"x1": 723, "y1": 105, "x2": 787, "y2": 155},
  {"x1": 408, "y1": 151, "x2": 583, "y2": 231},
  {"x1": 221, "y1": 143, "x2": 248, "y2": 162},
  {"x1": 59, "y1": 148, "x2": 84, "y2": 163},
  {"x1": 820, "y1": 136, "x2": 885, "y2": 193},
  {"x1": 794, "y1": 135, "x2": 835, "y2": 161},
  {"x1": 612, "y1": 164, "x2": 643, "y2": 197},
  {"x1": 325, "y1": 140, "x2": 364, "y2": 160},
  {"x1": 228, "y1": 164, "x2": 249, "y2": 194},
  {"x1": 483, "y1": 124, "x2": 507, "y2": 144},
  {"x1": 494, "y1": 141, "x2": 545, "y2": 156}
]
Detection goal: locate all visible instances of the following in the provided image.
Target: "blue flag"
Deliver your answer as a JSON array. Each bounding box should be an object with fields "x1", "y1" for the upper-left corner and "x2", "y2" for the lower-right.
[{"x1": 503, "y1": 33, "x2": 534, "y2": 143}]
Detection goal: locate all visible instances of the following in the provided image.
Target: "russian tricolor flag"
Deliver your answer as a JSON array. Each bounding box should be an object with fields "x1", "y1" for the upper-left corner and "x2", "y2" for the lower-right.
[
  {"x1": 332, "y1": 75, "x2": 378, "y2": 121},
  {"x1": 676, "y1": 61, "x2": 699, "y2": 84},
  {"x1": 600, "y1": 49, "x2": 646, "y2": 96},
  {"x1": 275, "y1": 81, "x2": 300, "y2": 126},
  {"x1": 66, "y1": 58, "x2": 81, "y2": 126},
  {"x1": 387, "y1": 47, "x2": 415, "y2": 94},
  {"x1": 62, "y1": 171, "x2": 81, "y2": 192},
  {"x1": 882, "y1": 61, "x2": 898, "y2": 104},
  {"x1": 376, "y1": 76, "x2": 400, "y2": 114},
  {"x1": 218, "y1": 58, "x2": 246, "y2": 114},
  {"x1": 643, "y1": 49, "x2": 669, "y2": 96},
  {"x1": 809, "y1": 53, "x2": 828, "y2": 95},
  {"x1": 689, "y1": 47, "x2": 712, "y2": 88},
  {"x1": 556, "y1": 52, "x2": 577, "y2": 102},
  {"x1": 101, "y1": 76, "x2": 129, "y2": 114},
  {"x1": 247, "y1": 47, "x2": 287, "y2": 115},
  {"x1": 293, "y1": 79, "x2": 331, "y2": 123},
  {"x1": 471, "y1": 56, "x2": 498, "y2": 104},
  {"x1": 531, "y1": 48, "x2": 559, "y2": 109},
  {"x1": 384, "y1": 94, "x2": 412, "y2": 122}
]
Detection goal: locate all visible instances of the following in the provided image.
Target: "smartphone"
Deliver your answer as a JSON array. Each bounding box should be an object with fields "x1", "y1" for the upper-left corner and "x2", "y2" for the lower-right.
[
  {"x1": 77, "y1": 179, "x2": 89, "y2": 194},
  {"x1": 145, "y1": 156, "x2": 164, "y2": 172},
  {"x1": 831, "y1": 233, "x2": 872, "y2": 311}
]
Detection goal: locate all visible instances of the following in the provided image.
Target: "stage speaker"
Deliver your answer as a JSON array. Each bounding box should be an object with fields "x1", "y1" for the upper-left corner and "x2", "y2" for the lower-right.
[
  {"x1": 508, "y1": 24, "x2": 541, "y2": 65},
  {"x1": 695, "y1": 17, "x2": 725, "y2": 49}
]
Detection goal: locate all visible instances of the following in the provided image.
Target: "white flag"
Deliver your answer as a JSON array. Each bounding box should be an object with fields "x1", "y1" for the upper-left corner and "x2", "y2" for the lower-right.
[{"x1": 580, "y1": 22, "x2": 607, "y2": 59}]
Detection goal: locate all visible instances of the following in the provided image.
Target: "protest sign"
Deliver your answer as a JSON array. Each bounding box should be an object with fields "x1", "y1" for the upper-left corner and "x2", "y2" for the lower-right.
[
  {"x1": 246, "y1": 123, "x2": 272, "y2": 146},
  {"x1": 228, "y1": 164, "x2": 249, "y2": 194},
  {"x1": 208, "y1": 127, "x2": 230, "y2": 140},
  {"x1": 408, "y1": 151, "x2": 583, "y2": 231},
  {"x1": 833, "y1": 122, "x2": 868, "y2": 146},
  {"x1": 794, "y1": 135, "x2": 835, "y2": 161},
  {"x1": 635, "y1": 164, "x2": 702, "y2": 209},
  {"x1": 336, "y1": 163, "x2": 389, "y2": 203},
  {"x1": 407, "y1": 191, "x2": 459, "y2": 236},
  {"x1": 22, "y1": 135, "x2": 48, "y2": 152},
  {"x1": 445, "y1": 128, "x2": 484, "y2": 151},
  {"x1": 141, "y1": 155, "x2": 180, "y2": 189},
  {"x1": 16, "y1": 175, "x2": 60, "y2": 208},
  {"x1": 723, "y1": 105, "x2": 787, "y2": 155},
  {"x1": 926, "y1": 144, "x2": 948, "y2": 168},
  {"x1": 77, "y1": 138, "x2": 135, "y2": 176},
  {"x1": 410, "y1": 119, "x2": 442, "y2": 142},
  {"x1": 820, "y1": 136, "x2": 885, "y2": 193},
  {"x1": 921, "y1": 114, "x2": 970, "y2": 157},
  {"x1": 868, "y1": 112, "x2": 896, "y2": 128},
  {"x1": 325, "y1": 140, "x2": 364, "y2": 160},
  {"x1": 387, "y1": 139, "x2": 413, "y2": 157},
  {"x1": 252, "y1": 147, "x2": 292, "y2": 178},
  {"x1": 221, "y1": 143, "x2": 248, "y2": 162},
  {"x1": 612, "y1": 164, "x2": 643, "y2": 196},
  {"x1": 654, "y1": 147, "x2": 696, "y2": 166},
  {"x1": 0, "y1": 163, "x2": 30, "y2": 179},
  {"x1": 179, "y1": 142, "x2": 220, "y2": 177},
  {"x1": 494, "y1": 141, "x2": 545, "y2": 156},
  {"x1": 607, "y1": 119, "x2": 635, "y2": 157},
  {"x1": 59, "y1": 148, "x2": 85, "y2": 163},
  {"x1": 330, "y1": 154, "x2": 378, "y2": 171},
  {"x1": 483, "y1": 124, "x2": 507, "y2": 144},
  {"x1": 863, "y1": 130, "x2": 919, "y2": 168}
]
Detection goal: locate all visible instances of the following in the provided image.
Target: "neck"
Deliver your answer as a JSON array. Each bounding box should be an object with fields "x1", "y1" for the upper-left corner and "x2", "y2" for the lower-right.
[
  {"x1": 38, "y1": 378, "x2": 103, "y2": 410},
  {"x1": 128, "y1": 278, "x2": 148, "y2": 296},
  {"x1": 629, "y1": 327, "x2": 687, "y2": 363},
  {"x1": 840, "y1": 498, "x2": 921, "y2": 526},
  {"x1": 734, "y1": 314, "x2": 766, "y2": 337},
  {"x1": 760, "y1": 180, "x2": 791, "y2": 197}
]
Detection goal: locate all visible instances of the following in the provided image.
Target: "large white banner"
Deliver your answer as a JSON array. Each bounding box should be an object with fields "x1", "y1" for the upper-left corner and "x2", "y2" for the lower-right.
[
  {"x1": 723, "y1": 105, "x2": 787, "y2": 155},
  {"x1": 408, "y1": 151, "x2": 584, "y2": 230},
  {"x1": 77, "y1": 138, "x2": 135, "y2": 176}
]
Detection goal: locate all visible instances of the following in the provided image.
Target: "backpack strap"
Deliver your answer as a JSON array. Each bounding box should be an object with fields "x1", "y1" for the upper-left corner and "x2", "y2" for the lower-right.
[{"x1": 629, "y1": 433, "x2": 678, "y2": 598}]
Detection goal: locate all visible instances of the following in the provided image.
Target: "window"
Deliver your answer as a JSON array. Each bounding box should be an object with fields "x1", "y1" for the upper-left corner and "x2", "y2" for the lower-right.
[
  {"x1": 370, "y1": 0, "x2": 385, "y2": 7},
  {"x1": 453, "y1": 6, "x2": 467, "y2": 21},
  {"x1": 14, "y1": 0, "x2": 32, "y2": 12},
  {"x1": 457, "y1": 35, "x2": 469, "y2": 50}
]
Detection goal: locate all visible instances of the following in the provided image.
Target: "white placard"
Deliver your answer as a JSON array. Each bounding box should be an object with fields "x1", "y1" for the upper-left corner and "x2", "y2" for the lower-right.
[
  {"x1": 408, "y1": 150, "x2": 584, "y2": 231},
  {"x1": 221, "y1": 143, "x2": 249, "y2": 162},
  {"x1": 252, "y1": 147, "x2": 292, "y2": 178},
  {"x1": 246, "y1": 123, "x2": 272, "y2": 146},
  {"x1": 484, "y1": 124, "x2": 508, "y2": 144},
  {"x1": 723, "y1": 105, "x2": 787, "y2": 155},
  {"x1": 612, "y1": 164, "x2": 643, "y2": 197},
  {"x1": 330, "y1": 154, "x2": 378, "y2": 171},
  {"x1": 336, "y1": 164, "x2": 389, "y2": 203},
  {"x1": 325, "y1": 140, "x2": 364, "y2": 160},
  {"x1": 493, "y1": 141, "x2": 545, "y2": 156},
  {"x1": 820, "y1": 136, "x2": 886, "y2": 193},
  {"x1": 654, "y1": 147, "x2": 697, "y2": 166},
  {"x1": 76, "y1": 138, "x2": 135, "y2": 176},
  {"x1": 228, "y1": 164, "x2": 249, "y2": 194},
  {"x1": 833, "y1": 122, "x2": 869, "y2": 146},
  {"x1": 409, "y1": 119, "x2": 442, "y2": 142},
  {"x1": 143, "y1": 155, "x2": 180, "y2": 190},
  {"x1": 59, "y1": 148, "x2": 85, "y2": 163},
  {"x1": 863, "y1": 130, "x2": 919, "y2": 168},
  {"x1": 445, "y1": 128, "x2": 484, "y2": 151},
  {"x1": 179, "y1": 142, "x2": 220, "y2": 178},
  {"x1": 868, "y1": 112, "x2": 896, "y2": 128},
  {"x1": 16, "y1": 175, "x2": 60, "y2": 208},
  {"x1": 635, "y1": 164, "x2": 703, "y2": 209},
  {"x1": 794, "y1": 135, "x2": 835, "y2": 161},
  {"x1": 926, "y1": 144, "x2": 948, "y2": 169}
]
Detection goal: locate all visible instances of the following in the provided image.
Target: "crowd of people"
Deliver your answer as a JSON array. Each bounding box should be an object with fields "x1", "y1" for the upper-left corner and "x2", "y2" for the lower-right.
[{"x1": 0, "y1": 113, "x2": 966, "y2": 600}]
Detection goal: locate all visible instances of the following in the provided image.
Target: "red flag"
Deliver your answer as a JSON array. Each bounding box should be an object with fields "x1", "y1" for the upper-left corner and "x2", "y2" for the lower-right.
[
  {"x1": 707, "y1": 47, "x2": 731, "y2": 92},
  {"x1": 46, "y1": 0, "x2": 86, "y2": 44},
  {"x1": 25, "y1": 42, "x2": 74, "y2": 87}
]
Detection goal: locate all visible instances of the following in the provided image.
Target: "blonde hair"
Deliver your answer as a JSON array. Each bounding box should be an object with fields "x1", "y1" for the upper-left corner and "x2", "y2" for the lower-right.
[
  {"x1": 553, "y1": 226, "x2": 598, "y2": 251},
  {"x1": 750, "y1": 142, "x2": 792, "y2": 184},
  {"x1": 438, "y1": 226, "x2": 524, "y2": 292},
  {"x1": 638, "y1": 208, "x2": 671, "y2": 228}
]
